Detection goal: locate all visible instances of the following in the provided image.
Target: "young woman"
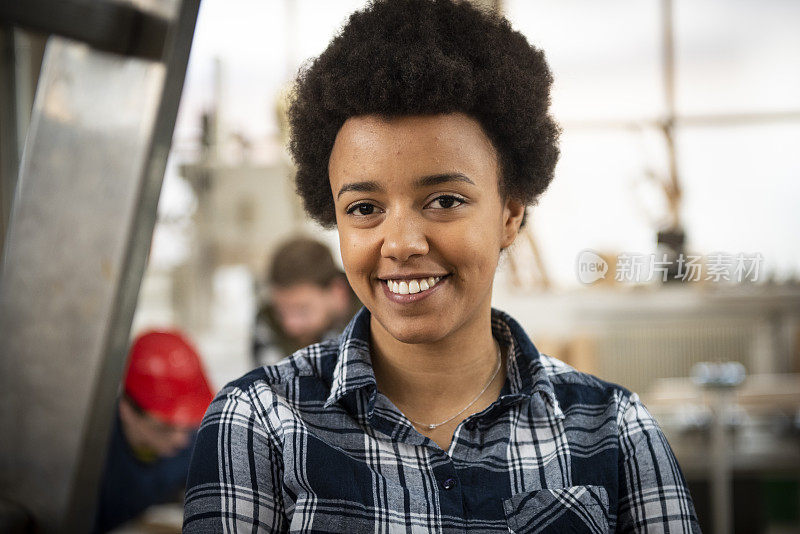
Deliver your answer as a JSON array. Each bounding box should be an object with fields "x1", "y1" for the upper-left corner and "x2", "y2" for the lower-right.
[{"x1": 184, "y1": 1, "x2": 700, "y2": 532}]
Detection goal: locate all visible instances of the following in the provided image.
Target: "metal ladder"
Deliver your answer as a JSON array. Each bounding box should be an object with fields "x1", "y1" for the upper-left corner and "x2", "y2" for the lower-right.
[{"x1": 0, "y1": 1, "x2": 200, "y2": 531}]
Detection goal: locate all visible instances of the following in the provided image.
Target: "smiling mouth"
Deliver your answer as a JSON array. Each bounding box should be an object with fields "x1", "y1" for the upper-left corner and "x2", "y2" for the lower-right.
[{"x1": 383, "y1": 275, "x2": 448, "y2": 295}]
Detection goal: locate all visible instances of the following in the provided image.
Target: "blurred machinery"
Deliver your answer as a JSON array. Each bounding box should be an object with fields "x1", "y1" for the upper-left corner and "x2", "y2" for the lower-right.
[
  {"x1": 177, "y1": 87, "x2": 305, "y2": 330},
  {"x1": 500, "y1": 283, "x2": 800, "y2": 534},
  {"x1": 546, "y1": 0, "x2": 800, "y2": 295},
  {"x1": 649, "y1": 366, "x2": 800, "y2": 534}
]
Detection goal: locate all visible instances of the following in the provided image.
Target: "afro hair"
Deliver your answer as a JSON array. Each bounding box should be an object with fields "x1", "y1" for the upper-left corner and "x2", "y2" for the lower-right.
[{"x1": 288, "y1": 0, "x2": 560, "y2": 228}]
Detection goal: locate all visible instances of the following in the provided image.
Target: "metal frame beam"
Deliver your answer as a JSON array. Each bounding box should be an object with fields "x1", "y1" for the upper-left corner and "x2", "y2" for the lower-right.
[
  {"x1": 0, "y1": 0, "x2": 169, "y2": 60},
  {"x1": 0, "y1": 26, "x2": 19, "y2": 257},
  {"x1": 0, "y1": 0, "x2": 200, "y2": 531}
]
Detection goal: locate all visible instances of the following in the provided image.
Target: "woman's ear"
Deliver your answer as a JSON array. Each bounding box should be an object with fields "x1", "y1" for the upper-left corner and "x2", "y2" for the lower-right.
[{"x1": 501, "y1": 199, "x2": 526, "y2": 250}]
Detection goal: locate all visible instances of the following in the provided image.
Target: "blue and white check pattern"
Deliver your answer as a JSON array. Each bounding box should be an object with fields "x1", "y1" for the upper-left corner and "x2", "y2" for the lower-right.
[{"x1": 184, "y1": 307, "x2": 700, "y2": 533}]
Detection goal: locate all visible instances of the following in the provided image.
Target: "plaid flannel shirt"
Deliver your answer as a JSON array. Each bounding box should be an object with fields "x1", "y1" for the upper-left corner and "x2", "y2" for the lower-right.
[{"x1": 184, "y1": 306, "x2": 700, "y2": 533}]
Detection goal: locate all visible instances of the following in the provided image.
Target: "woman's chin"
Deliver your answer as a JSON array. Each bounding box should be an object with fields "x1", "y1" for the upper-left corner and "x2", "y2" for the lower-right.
[{"x1": 373, "y1": 314, "x2": 450, "y2": 345}]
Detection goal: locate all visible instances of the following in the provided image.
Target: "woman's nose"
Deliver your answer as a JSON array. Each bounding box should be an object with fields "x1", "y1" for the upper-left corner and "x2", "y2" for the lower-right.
[{"x1": 380, "y1": 212, "x2": 428, "y2": 261}]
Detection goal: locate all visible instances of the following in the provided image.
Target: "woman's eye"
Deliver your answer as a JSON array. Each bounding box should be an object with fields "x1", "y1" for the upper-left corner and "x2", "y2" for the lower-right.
[
  {"x1": 428, "y1": 195, "x2": 464, "y2": 209},
  {"x1": 346, "y1": 202, "x2": 377, "y2": 216}
]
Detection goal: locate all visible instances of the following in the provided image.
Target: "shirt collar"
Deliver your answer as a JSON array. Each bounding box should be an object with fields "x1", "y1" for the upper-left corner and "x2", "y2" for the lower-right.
[
  {"x1": 323, "y1": 306, "x2": 563, "y2": 419},
  {"x1": 323, "y1": 306, "x2": 376, "y2": 410}
]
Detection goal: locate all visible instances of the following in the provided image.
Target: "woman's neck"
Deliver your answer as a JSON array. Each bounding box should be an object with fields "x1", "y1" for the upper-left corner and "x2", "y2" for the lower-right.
[{"x1": 368, "y1": 307, "x2": 503, "y2": 421}]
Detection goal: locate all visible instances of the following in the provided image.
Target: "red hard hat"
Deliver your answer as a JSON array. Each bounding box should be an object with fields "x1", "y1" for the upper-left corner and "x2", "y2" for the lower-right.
[{"x1": 123, "y1": 330, "x2": 214, "y2": 427}]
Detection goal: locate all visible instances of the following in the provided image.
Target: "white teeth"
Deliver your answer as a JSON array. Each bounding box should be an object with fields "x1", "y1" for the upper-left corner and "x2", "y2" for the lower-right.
[{"x1": 386, "y1": 276, "x2": 445, "y2": 295}]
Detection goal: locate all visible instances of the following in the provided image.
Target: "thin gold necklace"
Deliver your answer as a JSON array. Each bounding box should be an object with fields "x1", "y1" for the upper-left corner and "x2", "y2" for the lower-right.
[{"x1": 405, "y1": 341, "x2": 502, "y2": 430}]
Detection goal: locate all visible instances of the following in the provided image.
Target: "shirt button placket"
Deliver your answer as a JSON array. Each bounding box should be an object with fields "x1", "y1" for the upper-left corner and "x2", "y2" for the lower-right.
[{"x1": 432, "y1": 452, "x2": 466, "y2": 533}]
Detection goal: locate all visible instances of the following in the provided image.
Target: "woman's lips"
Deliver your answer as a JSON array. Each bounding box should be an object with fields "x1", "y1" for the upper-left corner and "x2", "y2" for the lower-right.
[{"x1": 380, "y1": 275, "x2": 448, "y2": 304}]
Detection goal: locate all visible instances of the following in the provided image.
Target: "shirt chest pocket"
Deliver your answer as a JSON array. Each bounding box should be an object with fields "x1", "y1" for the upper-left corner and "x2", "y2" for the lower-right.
[{"x1": 502, "y1": 485, "x2": 610, "y2": 534}]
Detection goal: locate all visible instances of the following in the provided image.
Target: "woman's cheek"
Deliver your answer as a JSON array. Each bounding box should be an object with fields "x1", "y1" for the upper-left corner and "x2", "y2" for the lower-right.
[
  {"x1": 448, "y1": 217, "x2": 499, "y2": 264},
  {"x1": 341, "y1": 231, "x2": 374, "y2": 279},
  {"x1": 338, "y1": 232, "x2": 358, "y2": 277}
]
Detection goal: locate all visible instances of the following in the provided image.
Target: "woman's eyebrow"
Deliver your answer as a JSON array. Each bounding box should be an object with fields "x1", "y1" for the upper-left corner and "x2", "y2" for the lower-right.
[
  {"x1": 414, "y1": 173, "x2": 475, "y2": 188},
  {"x1": 337, "y1": 180, "x2": 383, "y2": 199},
  {"x1": 337, "y1": 173, "x2": 474, "y2": 199}
]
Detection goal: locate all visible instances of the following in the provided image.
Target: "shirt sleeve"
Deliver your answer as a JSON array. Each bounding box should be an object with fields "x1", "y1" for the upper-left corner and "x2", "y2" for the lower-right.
[
  {"x1": 615, "y1": 391, "x2": 701, "y2": 533},
  {"x1": 183, "y1": 384, "x2": 289, "y2": 533}
]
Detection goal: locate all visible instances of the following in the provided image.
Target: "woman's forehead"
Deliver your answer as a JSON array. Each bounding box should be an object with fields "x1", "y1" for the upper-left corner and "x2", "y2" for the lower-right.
[{"x1": 328, "y1": 113, "x2": 500, "y2": 188}]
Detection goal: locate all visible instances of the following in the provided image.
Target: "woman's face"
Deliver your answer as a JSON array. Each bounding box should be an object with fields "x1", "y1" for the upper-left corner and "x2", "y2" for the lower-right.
[{"x1": 329, "y1": 113, "x2": 524, "y2": 345}]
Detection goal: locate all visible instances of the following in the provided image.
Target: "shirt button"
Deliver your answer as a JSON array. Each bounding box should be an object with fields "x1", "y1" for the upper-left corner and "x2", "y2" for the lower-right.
[{"x1": 442, "y1": 477, "x2": 457, "y2": 490}]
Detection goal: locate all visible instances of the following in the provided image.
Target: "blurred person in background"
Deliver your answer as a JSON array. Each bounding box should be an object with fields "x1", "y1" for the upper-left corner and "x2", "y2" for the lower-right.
[
  {"x1": 252, "y1": 236, "x2": 361, "y2": 366},
  {"x1": 93, "y1": 330, "x2": 214, "y2": 533}
]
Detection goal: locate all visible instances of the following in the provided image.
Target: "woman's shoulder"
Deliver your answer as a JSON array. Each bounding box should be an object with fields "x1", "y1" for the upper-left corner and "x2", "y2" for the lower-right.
[
  {"x1": 215, "y1": 337, "x2": 342, "y2": 401},
  {"x1": 536, "y1": 352, "x2": 638, "y2": 414},
  {"x1": 538, "y1": 352, "x2": 629, "y2": 391},
  {"x1": 201, "y1": 337, "x2": 344, "y2": 446},
  {"x1": 492, "y1": 307, "x2": 639, "y2": 414}
]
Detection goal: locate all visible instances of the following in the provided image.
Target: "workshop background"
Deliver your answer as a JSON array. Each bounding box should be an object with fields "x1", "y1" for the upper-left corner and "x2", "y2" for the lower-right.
[{"x1": 1, "y1": 1, "x2": 799, "y2": 533}]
